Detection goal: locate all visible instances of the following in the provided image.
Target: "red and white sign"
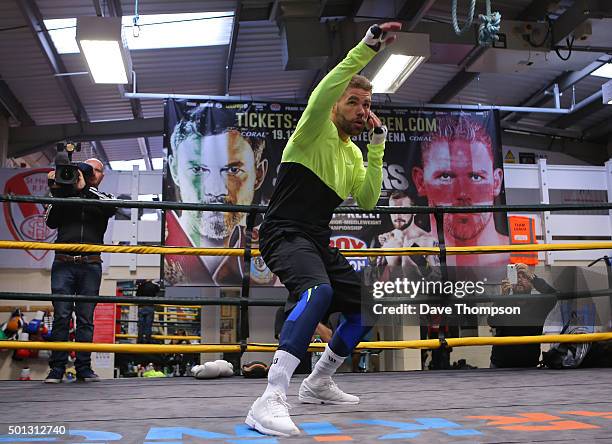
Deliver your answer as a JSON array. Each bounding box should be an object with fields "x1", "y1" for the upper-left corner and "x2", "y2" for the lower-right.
[{"x1": 0, "y1": 168, "x2": 55, "y2": 268}]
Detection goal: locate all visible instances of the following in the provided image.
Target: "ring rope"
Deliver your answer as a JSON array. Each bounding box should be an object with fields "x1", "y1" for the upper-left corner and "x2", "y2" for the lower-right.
[
  {"x1": 117, "y1": 303, "x2": 201, "y2": 309},
  {"x1": 1, "y1": 288, "x2": 608, "y2": 306},
  {"x1": 5, "y1": 193, "x2": 612, "y2": 214},
  {"x1": 115, "y1": 334, "x2": 201, "y2": 340},
  {"x1": 0, "y1": 292, "x2": 287, "y2": 306},
  {"x1": 2, "y1": 240, "x2": 612, "y2": 257},
  {"x1": 2, "y1": 333, "x2": 611, "y2": 354}
]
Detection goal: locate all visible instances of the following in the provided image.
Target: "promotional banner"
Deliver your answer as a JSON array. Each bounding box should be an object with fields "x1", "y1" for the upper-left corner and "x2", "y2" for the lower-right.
[
  {"x1": 163, "y1": 99, "x2": 507, "y2": 286},
  {"x1": 0, "y1": 168, "x2": 55, "y2": 269}
]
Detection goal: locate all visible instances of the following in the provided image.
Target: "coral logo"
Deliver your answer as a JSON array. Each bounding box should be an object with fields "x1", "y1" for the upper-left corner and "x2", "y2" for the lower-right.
[{"x1": 3, "y1": 169, "x2": 55, "y2": 261}]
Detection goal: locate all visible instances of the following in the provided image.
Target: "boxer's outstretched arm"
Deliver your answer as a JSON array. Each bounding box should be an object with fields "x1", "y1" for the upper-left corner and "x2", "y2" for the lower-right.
[
  {"x1": 291, "y1": 22, "x2": 401, "y2": 146},
  {"x1": 290, "y1": 42, "x2": 376, "y2": 146}
]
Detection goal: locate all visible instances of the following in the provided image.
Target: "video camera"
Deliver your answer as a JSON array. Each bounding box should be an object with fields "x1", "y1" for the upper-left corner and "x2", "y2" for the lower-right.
[{"x1": 53, "y1": 142, "x2": 94, "y2": 186}]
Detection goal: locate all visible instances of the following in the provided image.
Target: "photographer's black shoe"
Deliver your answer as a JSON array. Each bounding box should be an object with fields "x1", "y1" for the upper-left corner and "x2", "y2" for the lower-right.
[
  {"x1": 44, "y1": 368, "x2": 65, "y2": 384},
  {"x1": 76, "y1": 369, "x2": 100, "y2": 382}
]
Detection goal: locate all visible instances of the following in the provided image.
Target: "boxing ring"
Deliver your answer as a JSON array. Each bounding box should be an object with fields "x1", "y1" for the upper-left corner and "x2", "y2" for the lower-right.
[{"x1": 1, "y1": 193, "x2": 611, "y2": 443}]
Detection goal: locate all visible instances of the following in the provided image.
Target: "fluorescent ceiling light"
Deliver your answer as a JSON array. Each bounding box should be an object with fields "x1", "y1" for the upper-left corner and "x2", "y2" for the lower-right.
[
  {"x1": 151, "y1": 158, "x2": 164, "y2": 170},
  {"x1": 362, "y1": 32, "x2": 430, "y2": 94},
  {"x1": 45, "y1": 12, "x2": 234, "y2": 55},
  {"x1": 110, "y1": 159, "x2": 146, "y2": 171},
  {"x1": 80, "y1": 40, "x2": 129, "y2": 83},
  {"x1": 77, "y1": 16, "x2": 131, "y2": 84},
  {"x1": 591, "y1": 63, "x2": 612, "y2": 79},
  {"x1": 372, "y1": 54, "x2": 427, "y2": 94}
]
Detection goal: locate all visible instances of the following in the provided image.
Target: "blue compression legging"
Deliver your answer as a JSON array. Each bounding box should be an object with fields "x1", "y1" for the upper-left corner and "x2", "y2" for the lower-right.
[{"x1": 278, "y1": 284, "x2": 372, "y2": 359}]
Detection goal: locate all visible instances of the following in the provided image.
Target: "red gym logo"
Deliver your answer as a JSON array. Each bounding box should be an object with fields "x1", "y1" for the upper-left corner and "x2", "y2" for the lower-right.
[{"x1": 3, "y1": 169, "x2": 55, "y2": 261}]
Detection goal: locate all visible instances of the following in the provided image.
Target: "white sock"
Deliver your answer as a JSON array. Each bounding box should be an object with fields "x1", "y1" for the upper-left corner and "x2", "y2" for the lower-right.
[
  {"x1": 262, "y1": 350, "x2": 300, "y2": 399},
  {"x1": 307, "y1": 345, "x2": 345, "y2": 384}
]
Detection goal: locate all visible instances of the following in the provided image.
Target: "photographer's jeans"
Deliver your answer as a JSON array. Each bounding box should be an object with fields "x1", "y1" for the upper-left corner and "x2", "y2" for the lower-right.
[
  {"x1": 49, "y1": 261, "x2": 102, "y2": 373},
  {"x1": 137, "y1": 306, "x2": 154, "y2": 343}
]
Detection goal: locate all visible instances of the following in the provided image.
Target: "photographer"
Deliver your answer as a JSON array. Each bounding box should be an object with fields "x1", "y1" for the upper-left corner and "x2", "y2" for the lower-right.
[
  {"x1": 43, "y1": 158, "x2": 116, "y2": 383},
  {"x1": 489, "y1": 263, "x2": 557, "y2": 368}
]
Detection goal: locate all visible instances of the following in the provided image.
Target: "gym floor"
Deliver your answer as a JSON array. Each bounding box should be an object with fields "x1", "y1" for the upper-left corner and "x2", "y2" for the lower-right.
[{"x1": 1, "y1": 368, "x2": 610, "y2": 443}]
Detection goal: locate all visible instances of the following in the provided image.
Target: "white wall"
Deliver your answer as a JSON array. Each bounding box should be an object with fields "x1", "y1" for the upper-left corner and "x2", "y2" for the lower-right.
[{"x1": 503, "y1": 146, "x2": 591, "y2": 166}]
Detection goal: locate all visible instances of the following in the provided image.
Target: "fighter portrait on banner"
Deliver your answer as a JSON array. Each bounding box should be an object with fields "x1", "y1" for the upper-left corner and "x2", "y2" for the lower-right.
[
  {"x1": 163, "y1": 101, "x2": 281, "y2": 286},
  {"x1": 371, "y1": 111, "x2": 508, "y2": 281}
]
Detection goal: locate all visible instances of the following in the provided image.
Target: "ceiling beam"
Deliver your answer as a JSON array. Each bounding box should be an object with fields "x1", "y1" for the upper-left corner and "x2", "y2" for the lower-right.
[
  {"x1": 0, "y1": 79, "x2": 35, "y2": 126},
  {"x1": 399, "y1": 0, "x2": 437, "y2": 31},
  {"x1": 18, "y1": 0, "x2": 87, "y2": 123},
  {"x1": 305, "y1": 1, "x2": 367, "y2": 90},
  {"x1": 92, "y1": 0, "x2": 103, "y2": 17},
  {"x1": 240, "y1": 0, "x2": 362, "y2": 21},
  {"x1": 584, "y1": 115, "x2": 612, "y2": 142},
  {"x1": 500, "y1": 121, "x2": 583, "y2": 139},
  {"x1": 502, "y1": 55, "x2": 612, "y2": 123},
  {"x1": 549, "y1": 95, "x2": 605, "y2": 129},
  {"x1": 430, "y1": 70, "x2": 479, "y2": 103},
  {"x1": 8, "y1": 117, "x2": 163, "y2": 157},
  {"x1": 225, "y1": 1, "x2": 242, "y2": 95},
  {"x1": 126, "y1": 93, "x2": 153, "y2": 170},
  {"x1": 348, "y1": 0, "x2": 365, "y2": 18},
  {"x1": 517, "y1": 0, "x2": 559, "y2": 21},
  {"x1": 136, "y1": 137, "x2": 152, "y2": 170},
  {"x1": 551, "y1": 0, "x2": 612, "y2": 44},
  {"x1": 429, "y1": 44, "x2": 488, "y2": 103},
  {"x1": 17, "y1": 0, "x2": 110, "y2": 166},
  {"x1": 88, "y1": 141, "x2": 109, "y2": 165},
  {"x1": 105, "y1": 0, "x2": 154, "y2": 170}
]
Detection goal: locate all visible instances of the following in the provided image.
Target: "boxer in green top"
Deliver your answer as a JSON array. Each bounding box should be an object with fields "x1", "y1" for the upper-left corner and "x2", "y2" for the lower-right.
[{"x1": 245, "y1": 22, "x2": 402, "y2": 437}]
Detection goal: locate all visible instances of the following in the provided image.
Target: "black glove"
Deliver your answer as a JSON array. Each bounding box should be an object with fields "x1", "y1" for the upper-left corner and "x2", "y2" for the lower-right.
[{"x1": 362, "y1": 25, "x2": 388, "y2": 51}]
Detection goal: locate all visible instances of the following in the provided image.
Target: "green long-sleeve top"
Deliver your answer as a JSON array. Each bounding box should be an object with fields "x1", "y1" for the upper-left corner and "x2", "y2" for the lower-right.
[{"x1": 264, "y1": 42, "x2": 385, "y2": 244}]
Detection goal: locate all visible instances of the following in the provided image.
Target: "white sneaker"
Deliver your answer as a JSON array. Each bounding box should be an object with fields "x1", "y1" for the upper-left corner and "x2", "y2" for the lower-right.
[
  {"x1": 245, "y1": 391, "x2": 300, "y2": 437},
  {"x1": 298, "y1": 378, "x2": 360, "y2": 405}
]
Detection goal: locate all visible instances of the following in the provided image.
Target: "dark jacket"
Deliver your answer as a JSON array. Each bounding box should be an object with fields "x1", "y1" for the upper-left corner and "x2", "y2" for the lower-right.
[
  {"x1": 45, "y1": 186, "x2": 116, "y2": 253},
  {"x1": 490, "y1": 277, "x2": 557, "y2": 368}
]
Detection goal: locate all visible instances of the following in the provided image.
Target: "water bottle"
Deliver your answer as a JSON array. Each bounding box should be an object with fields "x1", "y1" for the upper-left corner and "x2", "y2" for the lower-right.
[{"x1": 311, "y1": 335, "x2": 323, "y2": 369}]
